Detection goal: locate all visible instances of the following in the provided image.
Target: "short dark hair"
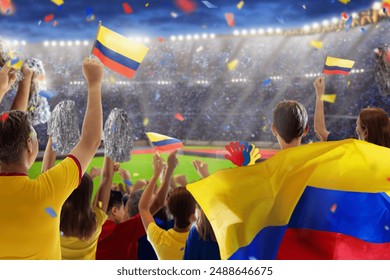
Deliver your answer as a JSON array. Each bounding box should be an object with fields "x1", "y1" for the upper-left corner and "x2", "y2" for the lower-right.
[
  {"x1": 126, "y1": 189, "x2": 143, "y2": 218},
  {"x1": 167, "y1": 187, "x2": 196, "y2": 229},
  {"x1": 359, "y1": 107, "x2": 390, "y2": 148},
  {"x1": 273, "y1": 100, "x2": 308, "y2": 144},
  {"x1": 0, "y1": 111, "x2": 32, "y2": 164},
  {"x1": 107, "y1": 190, "x2": 124, "y2": 214}
]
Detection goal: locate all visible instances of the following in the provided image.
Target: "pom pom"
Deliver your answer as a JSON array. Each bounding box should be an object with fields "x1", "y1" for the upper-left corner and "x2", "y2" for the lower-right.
[
  {"x1": 0, "y1": 39, "x2": 22, "y2": 84},
  {"x1": 49, "y1": 100, "x2": 80, "y2": 155},
  {"x1": 103, "y1": 108, "x2": 133, "y2": 163},
  {"x1": 27, "y1": 94, "x2": 51, "y2": 125}
]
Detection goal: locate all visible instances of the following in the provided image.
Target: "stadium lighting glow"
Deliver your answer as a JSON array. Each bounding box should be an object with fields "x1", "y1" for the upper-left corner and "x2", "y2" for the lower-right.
[
  {"x1": 267, "y1": 28, "x2": 274, "y2": 34},
  {"x1": 275, "y1": 28, "x2": 282, "y2": 34},
  {"x1": 170, "y1": 36, "x2": 176, "y2": 41},
  {"x1": 13, "y1": 40, "x2": 19, "y2": 46},
  {"x1": 59, "y1": 41, "x2": 65, "y2": 47},
  {"x1": 51, "y1": 41, "x2": 57, "y2": 47},
  {"x1": 83, "y1": 40, "x2": 89, "y2": 46},
  {"x1": 241, "y1": 29, "x2": 248, "y2": 35},
  {"x1": 361, "y1": 69, "x2": 365, "y2": 73},
  {"x1": 75, "y1": 40, "x2": 80, "y2": 46},
  {"x1": 322, "y1": 20, "x2": 329, "y2": 26},
  {"x1": 331, "y1": 17, "x2": 338, "y2": 24},
  {"x1": 21, "y1": 41, "x2": 26, "y2": 46},
  {"x1": 144, "y1": 37, "x2": 150, "y2": 43},
  {"x1": 186, "y1": 34, "x2": 192, "y2": 40},
  {"x1": 43, "y1": 41, "x2": 49, "y2": 47},
  {"x1": 210, "y1": 33, "x2": 216, "y2": 39},
  {"x1": 67, "y1": 41, "x2": 73, "y2": 46},
  {"x1": 372, "y1": 2, "x2": 382, "y2": 10},
  {"x1": 193, "y1": 34, "x2": 200, "y2": 40},
  {"x1": 250, "y1": 29, "x2": 256, "y2": 35},
  {"x1": 303, "y1": 25, "x2": 310, "y2": 32},
  {"x1": 312, "y1": 22, "x2": 320, "y2": 29},
  {"x1": 201, "y1": 33, "x2": 208, "y2": 39},
  {"x1": 233, "y1": 30, "x2": 240, "y2": 36},
  {"x1": 178, "y1": 35, "x2": 184, "y2": 41},
  {"x1": 135, "y1": 37, "x2": 141, "y2": 43},
  {"x1": 258, "y1": 29, "x2": 265, "y2": 34},
  {"x1": 352, "y1": 13, "x2": 358, "y2": 19}
]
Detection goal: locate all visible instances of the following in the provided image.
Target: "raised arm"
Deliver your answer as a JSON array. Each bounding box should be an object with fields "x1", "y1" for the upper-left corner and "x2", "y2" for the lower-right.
[
  {"x1": 10, "y1": 65, "x2": 33, "y2": 111},
  {"x1": 69, "y1": 58, "x2": 103, "y2": 174},
  {"x1": 0, "y1": 65, "x2": 16, "y2": 103},
  {"x1": 313, "y1": 76, "x2": 330, "y2": 142},
  {"x1": 41, "y1": 137, "x2": 57, "y2": 173},
  {"x1": 93, "y1": 156, "x2": 119, "y2": 213},
  {"x1": 192, "y1": 159, "x2": 210, "y2": 178},
  {"x1": 119, "y1": 168, "x2": 133, "y2": 195},
  {"x1": 139, "y1": 153, "x2": 165, "y2": 230}
]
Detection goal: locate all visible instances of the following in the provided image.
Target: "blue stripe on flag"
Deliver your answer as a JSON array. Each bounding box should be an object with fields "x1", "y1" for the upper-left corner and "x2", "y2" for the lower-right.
[
  {"x1": 95, "y1": 40, "x2": 140, "y2": 71},
  {"x1": 152, "y1": 138, "x2": 182, "y2": 147},
  {"x1": 323, "y1": 65, "x2": 352, "y2": 72}
]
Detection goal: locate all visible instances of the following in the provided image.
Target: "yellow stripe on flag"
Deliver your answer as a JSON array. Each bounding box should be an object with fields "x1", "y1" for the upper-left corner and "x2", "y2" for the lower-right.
[
  {"x1": 310, "y1": 40, "x2": 323, "y2": 50},
  {"x1": 145, "y1": 132, "x2": 173, "y2": 142},
  {"x1": 321, "y1": 94, "x2": 336, "y2": 103},
  {"x1": 97, "y1": 25, "x2": 149, "y2": 63},
  {"x1": 325, "y1": 56, "x2": 355, "y2": 68},
  {"x1": 187, "y1": 139, "x2": 390, "y2": 259}
]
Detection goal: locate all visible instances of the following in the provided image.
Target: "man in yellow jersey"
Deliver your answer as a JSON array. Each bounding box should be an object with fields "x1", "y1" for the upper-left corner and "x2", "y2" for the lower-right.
[{"x1": 0, "y1": 58, "x2": 103, "y2": 259}]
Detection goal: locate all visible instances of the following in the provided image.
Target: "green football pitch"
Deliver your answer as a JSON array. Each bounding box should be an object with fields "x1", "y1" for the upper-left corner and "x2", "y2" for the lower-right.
[{"x1": 28, "y1": 151, "x2": 235, "y2": 198}]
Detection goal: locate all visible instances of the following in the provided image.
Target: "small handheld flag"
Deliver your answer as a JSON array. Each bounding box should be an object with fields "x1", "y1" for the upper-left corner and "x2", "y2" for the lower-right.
[
  {"x1": 145, "y1": 132, "x2": 183, "y2": 151},
  {"x1": 323, "y1": 56, "x2": 355, "y2": 75},
  {"x1": 91, "y1": 22, "x2": 149, "y2": 79}
]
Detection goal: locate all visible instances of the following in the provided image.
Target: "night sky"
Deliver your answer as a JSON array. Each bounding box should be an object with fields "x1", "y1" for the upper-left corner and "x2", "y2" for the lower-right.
[{"x1": 0, "y1": 0, "x2": 377, "y2": 42}]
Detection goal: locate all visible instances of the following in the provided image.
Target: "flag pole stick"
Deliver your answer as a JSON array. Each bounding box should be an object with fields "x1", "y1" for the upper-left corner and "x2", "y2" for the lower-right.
[{"x1": 91, "y1": 21, "x2": 102, "y2": 56}]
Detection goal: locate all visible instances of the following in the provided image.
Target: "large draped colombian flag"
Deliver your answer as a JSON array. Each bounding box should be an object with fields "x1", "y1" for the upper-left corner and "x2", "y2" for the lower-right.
[{"x1": 187, "y1": 139, "x2": 390, "y2": 260}]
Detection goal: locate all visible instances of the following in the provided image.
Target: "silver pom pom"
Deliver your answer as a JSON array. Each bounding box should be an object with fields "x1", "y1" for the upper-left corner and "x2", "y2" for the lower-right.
[
  {"x1": 104, "y1": 108, "x2": 133, "y2": 163},
  {"x1": 49, "y1": 100, "x2": 80, "y2": 155},
  {"x1": 0, "y1": 39, "x2": 22, "y2": 84}
]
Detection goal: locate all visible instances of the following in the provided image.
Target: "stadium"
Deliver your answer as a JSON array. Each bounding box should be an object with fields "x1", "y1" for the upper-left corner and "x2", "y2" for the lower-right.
[{"x1": 2, "y1": 0, "x2": 390, "y2": 266}]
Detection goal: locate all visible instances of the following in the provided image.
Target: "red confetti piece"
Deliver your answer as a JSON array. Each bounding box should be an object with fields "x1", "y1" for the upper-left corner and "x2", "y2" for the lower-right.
[
  {"x1": 157, "y1": 37, "x2": 164, "y2": 42},
  {"x1": 1, "y1": 112, "x2": 9, "y2": 122},
  {"x1": 225, "y1": 13, "x2": 235, "y2": 27},
  {"x1": 122, "y1": 2, "x2": 133, "y2": 14},
  {"x1": 330, "y1": 203, "x2": 337, "y2": 213},
  {"x1": 175, "y1": 0, "x2": 197, "y2": 14},
  {"x1": 341, "y1": 12, "x2": 348, "y2": 19},
  {"x1": 175, "y1": 113, "x2": 184, "y2": 121},
  {"x1": 53, "y1": 20, "x2": 58, "y2": 27},
  {"x1": 44, "y1": 14, "x2": 55, "y2": 22}
]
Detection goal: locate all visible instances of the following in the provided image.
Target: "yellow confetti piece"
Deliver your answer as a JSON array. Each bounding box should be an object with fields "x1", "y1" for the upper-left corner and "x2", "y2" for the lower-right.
[
  {"x1": 347, "y1": 80, "x2": 351, "y2": 87},
  {"x1": 321, "y1": 94, "x2": 337, "y2": 103},
  {"x1": 12, "y1": 60, "x2": 24, "y2": 70},
  {"x1": 145, "y1": 2, "x2": 149, "y2": 7},
  {"x1": 227, "y1": 59, "x2": 239, "y2": 71},
  {"x1": 143, "y1": 118, "x2": 149, "y2": 126},
  {"x1": 29, "y1": 106, "x2": 35, "y2": 112},
  {"x1": 133, "y1": 173, "x2": 139, "y2": 177},
  {"x1": 338, "y1": 0, "x2": 350, "y2": 4},
  {"x1": 51, "y1": 0, "x2": 64, "y2": 6},
  {"x1": 310, "y1": 40, "x2": 323, "y2": 50},
  {"x1": 98, "y1": 201, "x2": 102, "y2": 208},
  {"x1": 109, "y1": 76, "x2": 116, "y2": 84},
  {"x1": 237, "y1": 0, "x2": 244, "y2": 10}
]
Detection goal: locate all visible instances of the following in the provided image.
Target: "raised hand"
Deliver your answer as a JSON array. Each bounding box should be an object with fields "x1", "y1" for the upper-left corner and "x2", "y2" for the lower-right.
[
  {"x1": 192, "y1": 159, "x2": 210, "y2": 178},
  {"x1": 225, "y1": 141, "x2": 245, "y2": 166},
  {"x1": 248, "y1": 144, "x2": 261, "y2": 165}
]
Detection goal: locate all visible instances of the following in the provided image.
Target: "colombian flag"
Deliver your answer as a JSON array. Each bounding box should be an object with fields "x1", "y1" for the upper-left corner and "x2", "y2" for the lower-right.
[
  {"x1": 145, "y1": 132, "x2": 183, "y2": 152},
  {"x1": 323, "y1": 56, "x2": 355, "y2": 75},
  {"x1": 187, "y1": 139, "x2": 390, "y2": 260},
  {"x1": 92, "y1": 23, "x2": 149, "y2": 79}
]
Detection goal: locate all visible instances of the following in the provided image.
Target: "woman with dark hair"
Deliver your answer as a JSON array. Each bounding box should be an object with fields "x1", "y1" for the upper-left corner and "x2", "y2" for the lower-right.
[{"x1": 139, "y1": 151, "x2": 197, "y2": 260}]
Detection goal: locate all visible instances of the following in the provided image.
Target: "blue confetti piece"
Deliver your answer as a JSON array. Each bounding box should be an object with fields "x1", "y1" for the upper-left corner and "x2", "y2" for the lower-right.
[
  {"x1": 155, "y1": 93, "x2": 160, "y2": 101},
  {"x1": 38, "y1": 90, "x2": 55, "y2": 100},
  {"x1": 360, "y1": 27, "x2": 366, "y2": 33},
  {"x1": 202, "y1": 1, "x2": 217, "y2": 8},
  {"x1": 58, "y1": 5, "x2": 63, "y2": 12},
  {"x1": 52, "y1": 142, "x2": 57, "y2": 150},
  {"x1": 44, "y1": 207, "x2": 57, "y2": 218},
  {"x1": 276, "y1": 16, "x2": 285, "y2": 24},
  {"x1": 85, "y1": 7, "x2": 93, "y2": 17},
  {"x1": 10, "y1": 58, "x2": 19, "y2": 65},
  {"x1": 262, "y1": 78, "x2": 272, "y2": 87},
  {"x1": 345, "y1": 16, "x2": 352, "y2": 32}
]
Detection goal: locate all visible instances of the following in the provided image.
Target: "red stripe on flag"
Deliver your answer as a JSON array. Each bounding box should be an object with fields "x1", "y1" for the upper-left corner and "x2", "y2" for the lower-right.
[
  {"x1": 154, "y1": 142, "x2": 183, "y2": 152},
  {"x1": 93, "y1": 47, "x2": 136, "y2": 79},
  {"x1": 323, "y1": 69, "x2": 350, "y2": 75},
  {"x1": 277, "y1": 228, "x2": 390, "y2": 260}
]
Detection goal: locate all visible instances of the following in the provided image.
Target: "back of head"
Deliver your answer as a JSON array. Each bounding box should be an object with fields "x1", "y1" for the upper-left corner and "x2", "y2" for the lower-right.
[
  {"x1": 359, "y1": 108, "x2": 390, "y2": 148},
  {"x1": 126, "y1": 189, "x2": 143, "y2": 218},
  {"x1": 0, "y1": 111, "x2": 31, "y2": 164},
  {"x1": 167, "y1": 187, "x2": 196, "y2": 229},
  {"x1": 273, "y1": 100, "x2": 308, "y2": 144},
  {"x1": 60, "y1": 174, "x2": 97, "y2": 240},
  {"x1": 107, "y1": 190, "x2": 124, "y2": 214}
]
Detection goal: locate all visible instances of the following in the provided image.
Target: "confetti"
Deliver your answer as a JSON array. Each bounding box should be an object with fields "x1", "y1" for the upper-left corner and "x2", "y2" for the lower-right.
[
  {"x1": 175, "y1": 0, "x2": 197, "y2": 14},
  {"x1": 175, "y1": 113, "x2": 184, "y2": 121},
  {"x1": 122, "y1": 2, "x2": 133, "y2": 14},
  {"x1": 310, "y1": 40, "x2": 323, "y2": 50},
  {"x1": 225, "y1": 13, "x2": 235, "y2": 27},
  {"x1": 53, "y1": 20, "x2": 58, "y2": 27},
  {"x1": 38, "y1": 90, "x2": 55, "y2": 100},
  {"x1": 338, "y1": 0, "x2": 350, "y2": 4},
  {"x1": 227, "y1": 59, "x2": 238, "y2": 71},
  {"x1": 10, "y1": 58, "x2": 23, "y2": 70},
  {"x1": 85, "y1": 7, "x2": 94, "y2": 21},
  {"x1": 98, "y1": 201, "x2": 103, "y2": 208},
  {"x1": 0, "y1": 112, "x2": 9, "y2": 122},
  {"x1": 347, "y1": 80, "x2": 350, "y2": 87},
  {"x1": 196, "y1": 46, "x2": 203, "y2": 52},
  {"x1": 51, "y1": 0, "x2": 64, "y2": 6},
  {"x1": 170, "y1": 12, "x2": 178, "y2": 18},
  {"x1": 236, "y1": 0, "x2": 244, "y2": 10},
  {"x1": 302, "y1": 4, "x2": 306, "y2": 9},
  {"x1": 360, "y1": 27, "x2": 366, "y2": 32},
  {"x1": 44, "y1": 207, "x2": 57, "y2": 218},
  {"x1": 44, "y1": 14, "x2": 55, "y2": 22},
  {"x1": 345, "y1": 16, "x2": 352, "y2": 32},
  {"x1": 276, "y1": 16, "x2": 285, "y2": 24},
  {"x1": 321, "y1": 94, "x2": 337, "y2": 103},
  {"x1": 38, "y1": 20, "x2": 42, "y2": 26},
  {"x1": 143, "y1": 118, "x2": 149, "y2": 126},
  {"x1": 341, "y1": 12, "x2": 348, "y2": 19},
  {"x1": 385, "y1": 225, "x2": 390, "y2": 231},
  {"x1": 145, "y1": 2, "x2": 149, "y2": 7},
  {"x1": 157, "y1": 37, "x2": 164, "y2": 42},
  {"x1": 133, "y1": 173, "x2": 139, "y2": 177},
  {"x1": 202, "y1": 1, "x2": 217, "y2": 8},
  {"x1": 262, "y1": 78, "x2": 272, "y2": 87},
  {"x1": 330, "y1": 203, "x2": 337, "y2": 213}
]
